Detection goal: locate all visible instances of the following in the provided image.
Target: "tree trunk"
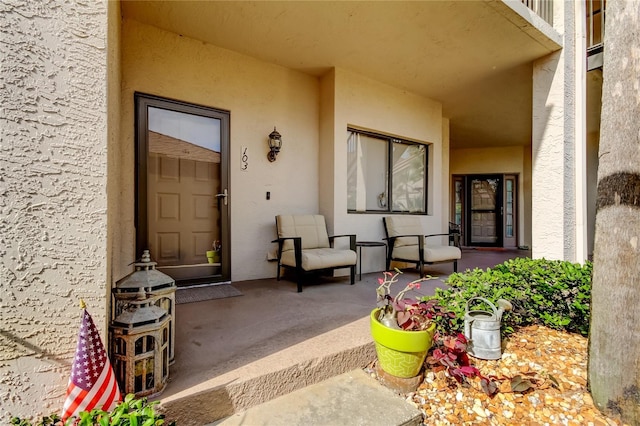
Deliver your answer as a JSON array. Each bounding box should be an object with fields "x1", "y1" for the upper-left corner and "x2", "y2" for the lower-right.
[{"x1": 588, "y1": 1, "x2": 640, "y2": 424}]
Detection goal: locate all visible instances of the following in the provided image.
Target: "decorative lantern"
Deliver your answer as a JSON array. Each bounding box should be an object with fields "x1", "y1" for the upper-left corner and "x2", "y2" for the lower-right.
[
  {"x1": 110, "y1": 300, "x2": 170, "y2": 397},
  {"x1": 267, "y1": 127, "x2": 282, "y2": 162},
  {"x1": 113, "y1": 250, "x2": 176, "y2": 363}
]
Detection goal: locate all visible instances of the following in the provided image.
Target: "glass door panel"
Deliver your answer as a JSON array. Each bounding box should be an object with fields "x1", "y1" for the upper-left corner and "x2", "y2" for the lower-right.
[
  {"x1": 467, "y1": 176, "x2": 503, "y2": 246},
  {"x1": 503, "y1": 175, "x2": 517, "y2": 247},
  {"x1": 136, "y1": 94, "x2": 230, "y2": 286},
  {"x1": 452, "y1": 176, "x2": 465, "y2": 245}
]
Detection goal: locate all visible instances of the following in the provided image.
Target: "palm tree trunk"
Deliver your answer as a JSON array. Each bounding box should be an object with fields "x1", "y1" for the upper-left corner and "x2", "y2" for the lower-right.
[{"x1": 588, "y1": 1, "x2": 640, "y2": 424}]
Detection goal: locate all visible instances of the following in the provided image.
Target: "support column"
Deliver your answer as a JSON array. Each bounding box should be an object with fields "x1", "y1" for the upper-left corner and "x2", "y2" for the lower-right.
[
  {"x1": 531, "y1": 1, "x2": 587, "y2": 262},
  {"x1": 0, "y1": 1, "x2": 110, "y2": 419}
]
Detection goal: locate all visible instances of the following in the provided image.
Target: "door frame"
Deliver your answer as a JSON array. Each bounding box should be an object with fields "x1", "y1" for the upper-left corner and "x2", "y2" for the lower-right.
[
  {"x1": 452, "y1": 174, "x2": 518, "y2": 248},
  {"x1": 466, "y1": 174, "x2": 503, "y2": 247},
  {"x1": 134, "y1": 92, "x2": 231, "y2": 284}
]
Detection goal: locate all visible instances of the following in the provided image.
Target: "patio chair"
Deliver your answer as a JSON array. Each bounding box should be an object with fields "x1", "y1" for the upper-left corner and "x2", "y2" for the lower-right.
[
  {"x1": 449, "y1": 222, "x2": 462, "y2": 247},
  {"x1": 383, "y1": 216, "x2": 462, "y2": 277},
  {"x1": 274, "y1": 214, "x2": 357, "y2": 292}
]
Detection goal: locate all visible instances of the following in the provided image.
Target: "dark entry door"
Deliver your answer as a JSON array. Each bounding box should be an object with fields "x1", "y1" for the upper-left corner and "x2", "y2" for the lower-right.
[
  {"x1": 135, "y1": 93, "x2": 230, "y2": 286},
  {"x1": 467, "y1": 175, "x2": 503, "y2": 247}
]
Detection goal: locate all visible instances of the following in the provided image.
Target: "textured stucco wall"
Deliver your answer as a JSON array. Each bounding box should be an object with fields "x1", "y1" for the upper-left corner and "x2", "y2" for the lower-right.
[
  {"x1": 0, "y1": 0, "x2": 109, "y2": 419},
  {"x1": 531, "y1": 0, "x2": 579, "y2": 261}
]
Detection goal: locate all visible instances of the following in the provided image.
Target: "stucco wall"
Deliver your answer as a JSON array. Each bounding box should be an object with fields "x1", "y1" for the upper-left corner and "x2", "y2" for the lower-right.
[
  {"x1": 118, "y1": 20, "x2": 320, "y2": 283},
  {"x1": 531, "y1": 0, "x2": 584, "y2": 262},
  {"x1": 321, "y1": 68, "x2": 445, "y2": 275},
  {"x1": 532, "y1": 48, "x2": 572, "y2": 261},
  {"x1": 450, "y1": 146, "x2": 525, "y2": 175},
  {"x1": 0, "y1": 0, "x2": 110, "y2": 419}
]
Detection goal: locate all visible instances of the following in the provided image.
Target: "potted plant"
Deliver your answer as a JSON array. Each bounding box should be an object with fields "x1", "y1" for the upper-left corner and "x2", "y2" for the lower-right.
[
  {"x1": 371, "y1": 270, "x2": 446, "y2": 378},
  {"x1": 207, "y1": 240, "x2": 221, "y2": 264}
]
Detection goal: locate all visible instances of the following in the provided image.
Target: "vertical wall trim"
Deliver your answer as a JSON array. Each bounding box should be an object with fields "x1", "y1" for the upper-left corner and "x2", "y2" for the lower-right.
[{"x1": 574, "y1": 0, "x2": 589, "y2": 263}]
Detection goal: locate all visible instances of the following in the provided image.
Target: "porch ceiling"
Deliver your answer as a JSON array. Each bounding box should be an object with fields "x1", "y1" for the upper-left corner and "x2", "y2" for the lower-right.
[{"x1": 121, "y1": 0, "x2": 561, "y2": 149}]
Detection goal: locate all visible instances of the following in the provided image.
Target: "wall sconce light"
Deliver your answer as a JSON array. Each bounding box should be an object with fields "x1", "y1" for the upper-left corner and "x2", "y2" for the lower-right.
[{"x1": 267, "y1": 127, "x2": 282, "y2": 162}]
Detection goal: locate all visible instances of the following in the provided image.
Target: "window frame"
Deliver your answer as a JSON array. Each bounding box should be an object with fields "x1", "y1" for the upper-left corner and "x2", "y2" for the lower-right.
[{"x1": 347, "y1": 127, "x2": 428, "y2": 214}]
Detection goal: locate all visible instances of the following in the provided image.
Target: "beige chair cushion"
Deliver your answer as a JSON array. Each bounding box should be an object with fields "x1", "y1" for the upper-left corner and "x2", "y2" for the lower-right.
[
  {"x1": 281, "y1": 248, "x2": 357, "y2": 271},
  {"x1": 384, "y1": 216, "x2": 425, "y2": 247},
  {"x1": 277, "y1": 215, "x2": 330, "y2": 252},
  {"x1": 385, "y1": 215, "x2": 461, "y2": 262},
  {"x1": 392, "y1": 245, "x2": 461, "y2": 263}
]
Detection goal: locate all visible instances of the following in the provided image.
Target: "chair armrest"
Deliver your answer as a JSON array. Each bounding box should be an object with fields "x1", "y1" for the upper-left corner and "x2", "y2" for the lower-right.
[
  {"x1": 425, "y1": 233, "x2": 450, "y2": 238},
  {"x1": 382, "y1": 236, "x2": 396, "y2": 250},
  {"x1": 273, "y1": 236, "x2": 302, "y2": 261},
  {"x1": 272, "y1": 236, "x2": 302, "y2": 244},
  {"x1": 328, "y1": 234, "x2": 356, "y2": 251},
  {"x1": 387, "y1": 234, "x2": 424, "y2": 241}
]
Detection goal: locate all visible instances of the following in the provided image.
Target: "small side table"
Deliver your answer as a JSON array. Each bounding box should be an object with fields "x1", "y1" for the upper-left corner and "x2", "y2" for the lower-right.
[{"x1": 356, "y1": 241, "x2": 387, "y2": 281}]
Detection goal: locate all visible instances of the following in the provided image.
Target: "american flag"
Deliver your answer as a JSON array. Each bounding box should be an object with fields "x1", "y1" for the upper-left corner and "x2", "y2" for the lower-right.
[{"x1": 61, "y1": 308, "x2": 121, "y2": 421}]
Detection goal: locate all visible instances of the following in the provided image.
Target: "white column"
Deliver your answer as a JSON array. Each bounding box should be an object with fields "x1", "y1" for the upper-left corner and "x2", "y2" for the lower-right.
[{"x1": 531, "y1": 1, "x2": 583, "y2": 261}]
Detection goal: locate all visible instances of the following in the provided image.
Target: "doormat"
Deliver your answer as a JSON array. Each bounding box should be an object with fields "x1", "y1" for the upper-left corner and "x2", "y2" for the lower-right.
[{"x1": 176, "y1": 284, "x2": 242, "y2": 305}]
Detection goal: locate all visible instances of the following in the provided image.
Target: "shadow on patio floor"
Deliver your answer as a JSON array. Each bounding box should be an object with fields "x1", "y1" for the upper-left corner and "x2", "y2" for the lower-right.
[{"x1": 158, "y1": 248, "x2": 530, "y2": 424}]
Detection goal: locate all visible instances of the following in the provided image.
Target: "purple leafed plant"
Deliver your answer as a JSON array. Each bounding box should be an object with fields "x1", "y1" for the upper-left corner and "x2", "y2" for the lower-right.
[
  {"x1": 427, "y1": 333, "x2": 498, "y2": 396},
  {"x1": 376, "y1": 270, "x2": 449, "y2": 331}
]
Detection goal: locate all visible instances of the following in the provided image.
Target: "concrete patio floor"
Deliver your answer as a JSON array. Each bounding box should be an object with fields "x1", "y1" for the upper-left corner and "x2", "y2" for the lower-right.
[{"x1": 157, "y1": 248, "x2": 530, "y2": 425}]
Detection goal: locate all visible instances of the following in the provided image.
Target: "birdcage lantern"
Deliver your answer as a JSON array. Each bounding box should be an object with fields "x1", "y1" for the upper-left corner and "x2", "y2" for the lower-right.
[
  {"x1": 109, "y1": 299, "x2": 170, "y2": 397},
  {"x1": 113, "y1": 250, "x2": 176, "y2": 363}
]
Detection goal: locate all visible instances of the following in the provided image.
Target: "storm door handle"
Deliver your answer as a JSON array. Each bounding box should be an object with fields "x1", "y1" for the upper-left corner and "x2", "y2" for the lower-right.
[{"x1": 216, "y1": 189, "x2": 228, "y2": 206}]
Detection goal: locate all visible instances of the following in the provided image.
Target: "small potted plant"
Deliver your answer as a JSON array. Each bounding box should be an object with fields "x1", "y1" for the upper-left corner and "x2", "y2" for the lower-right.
[
  {"x1": 370, "y1": 270, "x2": 448, "y2": 378},
  {"x1": 207, "y1": 240, "x2": 221, "y2": 264}
]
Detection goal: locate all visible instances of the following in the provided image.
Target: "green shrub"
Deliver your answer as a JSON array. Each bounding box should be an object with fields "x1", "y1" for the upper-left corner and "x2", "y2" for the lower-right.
[
  {"x1": 10, "y1": 394, "x2": 175, "y2": 426},
  {"x1": 425, "y1": 257, "x2": 592, "y2": 337}
]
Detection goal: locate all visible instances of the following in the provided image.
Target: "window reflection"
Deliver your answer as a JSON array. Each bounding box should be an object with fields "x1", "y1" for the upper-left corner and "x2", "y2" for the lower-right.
[{"x1": 347, "y1": 129, "x2": 427, "y2": 213}]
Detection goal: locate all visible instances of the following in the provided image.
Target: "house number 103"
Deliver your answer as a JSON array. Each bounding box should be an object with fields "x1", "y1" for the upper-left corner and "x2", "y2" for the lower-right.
[{"x1": 241, "y1": 146, "x2": 248, "y2": 171}]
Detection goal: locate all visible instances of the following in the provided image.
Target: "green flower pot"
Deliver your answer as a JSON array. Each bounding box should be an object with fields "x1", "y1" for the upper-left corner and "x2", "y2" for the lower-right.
[
  {"x1": 206, "y1": 250, "x2": 221, "y2": 264},
  {"x1": 370, "y1": 308, "x2": 436, "y2": 378}
]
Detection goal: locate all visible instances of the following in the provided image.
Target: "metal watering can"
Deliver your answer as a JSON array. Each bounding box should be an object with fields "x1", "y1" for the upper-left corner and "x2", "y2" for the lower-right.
[{"x1": 464, "y1": 297, "x2": 512, "y2": 360}]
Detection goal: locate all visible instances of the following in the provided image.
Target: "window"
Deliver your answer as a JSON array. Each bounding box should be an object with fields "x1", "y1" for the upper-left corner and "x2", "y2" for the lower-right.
[
  {"x1": 505, "y1": 178, "x2": 514, "y2": 238},
  {"x1": 347, "y1": 129, "x2": 427, "y2": 213}
]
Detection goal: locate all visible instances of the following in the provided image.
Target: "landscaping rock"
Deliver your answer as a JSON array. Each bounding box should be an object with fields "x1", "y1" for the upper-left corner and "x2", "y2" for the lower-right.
[{"x1": 369, "y1": 325, "x2": 628, "y2": 426}]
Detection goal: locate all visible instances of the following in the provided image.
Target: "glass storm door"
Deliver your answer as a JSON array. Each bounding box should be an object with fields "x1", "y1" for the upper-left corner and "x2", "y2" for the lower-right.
[
  {"x1": 467, "y1": 175, "x2": 503, "y2": 247},
  {"x1": 135, "y1": 94, "x2": 230, "y2": 286}
]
